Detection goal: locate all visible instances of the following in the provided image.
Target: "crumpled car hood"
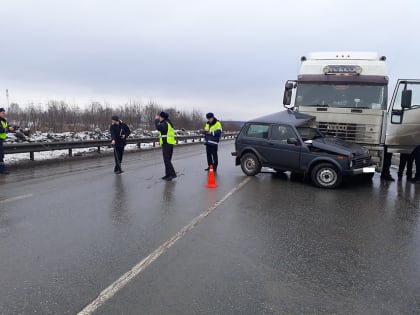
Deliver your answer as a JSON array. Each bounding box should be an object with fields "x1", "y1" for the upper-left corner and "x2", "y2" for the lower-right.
[{"x1": 310, "y1": 136, "x2": 369, "y2": 156}]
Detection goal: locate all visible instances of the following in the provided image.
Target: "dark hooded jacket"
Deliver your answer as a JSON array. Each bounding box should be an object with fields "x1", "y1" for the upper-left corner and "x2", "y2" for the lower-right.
[{"x1": 110, "y1": 120, "x2": 131, "y2": 147}]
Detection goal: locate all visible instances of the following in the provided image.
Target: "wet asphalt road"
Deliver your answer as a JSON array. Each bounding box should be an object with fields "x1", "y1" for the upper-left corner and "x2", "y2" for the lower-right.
[{"x1": 1, "y1": 141, "x2": 420, "y2": 315}]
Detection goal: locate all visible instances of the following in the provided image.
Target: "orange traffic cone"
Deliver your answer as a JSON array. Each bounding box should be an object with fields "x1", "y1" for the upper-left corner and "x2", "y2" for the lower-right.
[{"x1": 206, "y1": 165, "x2": 218, "y2": 188}]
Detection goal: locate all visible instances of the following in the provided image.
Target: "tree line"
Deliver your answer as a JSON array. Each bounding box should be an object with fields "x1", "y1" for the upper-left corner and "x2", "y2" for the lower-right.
[{"x1": 6, "y1": 100, "x2": 214, "y2": 132}]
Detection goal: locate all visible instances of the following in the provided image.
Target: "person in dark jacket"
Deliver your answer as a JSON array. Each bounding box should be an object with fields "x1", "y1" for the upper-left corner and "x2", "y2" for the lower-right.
[
  {"x1": 0, "y1": 107, "x2": 15, "y2": 174},
  {"x1": 110, "y1": 115, "x2": 131, "y2": 174},
  {"x1": 201, "y1": 112, "x2": 222, "y2": 171},
  {"x1": 155, "y1": 111, "x2": 177, "y2": 181}
]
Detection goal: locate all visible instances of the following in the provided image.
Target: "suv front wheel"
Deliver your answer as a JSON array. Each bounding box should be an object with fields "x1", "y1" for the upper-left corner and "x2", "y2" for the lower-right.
[
  {"x1": 240, "y1": 153, "x2": 262, "y2": 176},
  {"x1": 311, "y1": 163, "x2": 342, "y2": 189}
]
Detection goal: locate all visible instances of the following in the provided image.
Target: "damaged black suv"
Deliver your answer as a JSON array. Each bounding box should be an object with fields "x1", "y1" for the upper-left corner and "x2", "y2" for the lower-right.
[{"x1": 232, "y1": 110, "x2": 374, "y2": 188}]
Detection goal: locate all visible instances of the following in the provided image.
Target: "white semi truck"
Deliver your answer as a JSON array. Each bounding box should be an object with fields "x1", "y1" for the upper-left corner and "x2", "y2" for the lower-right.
[{"x1": 283, "y1": 51, "x2": 420, "y2": 172}]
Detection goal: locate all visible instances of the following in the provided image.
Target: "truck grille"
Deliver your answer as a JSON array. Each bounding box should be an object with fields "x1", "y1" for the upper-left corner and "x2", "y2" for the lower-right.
[
  {"x1": 353, "y1": 156, "x2": 373, "y2": 169},
  {"x1": 317, "y1": 121, "x2": 378, "y2": 144}
]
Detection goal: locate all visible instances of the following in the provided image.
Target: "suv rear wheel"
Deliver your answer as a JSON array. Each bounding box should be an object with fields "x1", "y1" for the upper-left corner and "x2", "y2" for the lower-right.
[
  {"x1": 311, "y1": 163, "x2": 342, "y2": 189},
  {"x1": 240, "y1": 153, "x2": 261, "y2": 176}
]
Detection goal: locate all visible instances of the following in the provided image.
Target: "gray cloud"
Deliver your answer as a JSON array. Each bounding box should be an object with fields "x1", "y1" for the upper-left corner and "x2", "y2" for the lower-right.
[{"x1": 0, "y1": 0, "x2": 418, "y2": 120}]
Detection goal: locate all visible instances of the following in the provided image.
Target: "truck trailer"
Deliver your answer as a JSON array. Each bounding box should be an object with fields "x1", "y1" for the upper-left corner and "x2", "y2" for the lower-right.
[{"x1": 283, "y1": 51, "x2": 420, "y2": 173}]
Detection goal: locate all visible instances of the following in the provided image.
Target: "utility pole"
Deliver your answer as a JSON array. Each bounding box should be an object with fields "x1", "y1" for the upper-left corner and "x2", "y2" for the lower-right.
[{"x1": 5, "y1": 89, "x2": 9, "y2": 107}]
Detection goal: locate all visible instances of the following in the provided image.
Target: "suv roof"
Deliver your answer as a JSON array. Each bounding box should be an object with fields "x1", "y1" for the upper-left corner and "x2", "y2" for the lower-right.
[{"x1": 248, "y1": 110, "x2": 315, "y2": 127}]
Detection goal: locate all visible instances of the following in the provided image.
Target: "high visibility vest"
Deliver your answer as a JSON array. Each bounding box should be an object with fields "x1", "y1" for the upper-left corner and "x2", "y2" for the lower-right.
[
  {"x1": 204, "y1": 121, "x2": 222, "y2": 145},
  {"x1": 204, "y1": 120, "x2": 222, "y2": 134},
  {"x1": 0, "y1": 120, "x2": 8, "y2": 140},
  {"x1": 159, "y1": 121, "x2": 176, "y2": 145}
]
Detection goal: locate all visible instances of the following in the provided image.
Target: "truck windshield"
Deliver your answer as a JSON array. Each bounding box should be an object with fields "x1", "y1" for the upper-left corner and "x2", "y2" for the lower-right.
[{"x1": 295, "y1": 83, "x2": 387, "y2": 109}]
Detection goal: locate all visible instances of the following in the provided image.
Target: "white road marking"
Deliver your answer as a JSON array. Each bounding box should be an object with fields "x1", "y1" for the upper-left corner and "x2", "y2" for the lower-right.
[
  {"x1": 0, "y1": 194, "x2": 34, "y2": 204},
  {"x1": 76, "y1": 177, "x2": 251, "y2": 315}
]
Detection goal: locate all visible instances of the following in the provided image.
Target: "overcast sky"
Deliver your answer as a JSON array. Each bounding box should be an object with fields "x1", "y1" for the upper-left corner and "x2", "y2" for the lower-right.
[{"x1": 0, "y1": 0, "x2": 418, "y2": 120}]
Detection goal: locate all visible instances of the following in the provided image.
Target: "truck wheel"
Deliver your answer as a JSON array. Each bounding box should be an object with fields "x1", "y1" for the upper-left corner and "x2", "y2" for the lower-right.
[
  {"x1": 311, "y1": 163, "x2": 342, "y2": 189},
  {"x1": 240, "y1": 153, "x2": 261, "y2": 176}
]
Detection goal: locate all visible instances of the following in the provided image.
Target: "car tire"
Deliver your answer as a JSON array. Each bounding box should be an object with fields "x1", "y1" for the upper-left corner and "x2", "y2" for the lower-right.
[
  {"x1": 240, "y1": 153, "x2": 262, "y2": 176},
  {"x1": 311, "y1": 163, "x2": 342, "y2": 189}
]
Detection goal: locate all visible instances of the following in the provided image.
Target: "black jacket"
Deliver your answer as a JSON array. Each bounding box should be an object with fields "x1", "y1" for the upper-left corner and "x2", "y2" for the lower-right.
[{"x1": 110, "y1": 121, "x2": 131, "y2": 147}]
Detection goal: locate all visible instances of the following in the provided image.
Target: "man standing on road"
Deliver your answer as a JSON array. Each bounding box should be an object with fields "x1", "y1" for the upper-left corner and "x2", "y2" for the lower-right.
[
  {"x1": 155, "y1": 112, "x2": 177, "y2": 181},
  {"x1": 110, "y1": 115, "x2": 131, "y2": 174},
  {"x1": 380, "y1": 146, "x2": 395, "y2": 181},
  {"x1": 408, "y1": 145, "x2": 420, "y2": 184},
  {"x1": 398, "y1": 152, "x2": 414, "y2": 180},
  {"x1": 0, "y1": 108, "x2": 15, "y2": 174},
  {"x1": 201, "y1": 112, "x2": 222, "y2": 172}
]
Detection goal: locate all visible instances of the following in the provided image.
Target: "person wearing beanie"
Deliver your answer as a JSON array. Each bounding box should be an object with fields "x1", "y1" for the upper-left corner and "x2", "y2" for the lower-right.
[
  {"x1": 201, "y1": 112, "x2": 222, "y2": 171},
  {"x1": 155, "y1": 111, "x2": 177, "y2": 181},
  {"x1": 0, "y1": 108, "x2": 15, "y2": 174},
  {"x1": 110, "y1": 115, "x2": 131, "y2": 174}
]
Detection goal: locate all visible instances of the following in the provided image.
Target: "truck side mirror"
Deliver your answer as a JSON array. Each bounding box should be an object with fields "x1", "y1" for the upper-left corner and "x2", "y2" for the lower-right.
[
  {"x1": 283, "y1": 80, "x2": 296, "y2": 108},
  {"x1": 285, "y1": 82, "x2": 294, "y2": 89},
  {"x1": 401, "y1": 89, "x2": 412, "y2": 109},
  {"x1": 283, "y1": 89, "x2": 292, "y2": 106}
]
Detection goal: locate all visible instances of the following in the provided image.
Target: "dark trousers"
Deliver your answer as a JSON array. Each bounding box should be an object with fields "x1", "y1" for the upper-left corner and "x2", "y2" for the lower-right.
[
  {"x1": 114, "y1": 145, "x2": 124, "y2": 172},
  {"x1": 413, "y1": 145, "x2": 420, "y2": 180},
  {"x1": 0, "y1": 139, "x2": 4, "y2": 162},
  {"x1": 162, "y1": 143, "x2": 176, "y2": 177},
  {"x1": 206, "y1": 144, "x2": 218, "y2": 169},
  {"x1": 0, "y1": 139, "x2": 8, "y2": 173},
  {"x1": 398, "y1": 153, "x2": 414, "y2": 177},
  {"x1": 381, "y1": 150, "x2": 393, "y2": 177}
]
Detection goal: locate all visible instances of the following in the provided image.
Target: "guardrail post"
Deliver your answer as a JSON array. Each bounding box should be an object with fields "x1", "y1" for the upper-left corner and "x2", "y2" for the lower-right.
[{"x1": 30, "y1": 152, "x2": 34, "y2": 161}]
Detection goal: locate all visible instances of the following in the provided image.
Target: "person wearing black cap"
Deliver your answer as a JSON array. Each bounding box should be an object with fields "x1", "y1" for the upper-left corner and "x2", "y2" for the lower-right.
[
  {"x1": 0, "y1": 108, "x2": 15, "y2": 174},
  {"x1": 155, "y1": 111, "x2": 177, "y2": 181},
  {"x1": 110, "y1": 115, "x2": 131, "y2": 174},
  {"x1": 201, "y1": 112, "x2": 222, "y2": 171}
]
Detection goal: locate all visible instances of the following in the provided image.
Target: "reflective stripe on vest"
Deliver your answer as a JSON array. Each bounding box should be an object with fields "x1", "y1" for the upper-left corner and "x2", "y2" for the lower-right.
[
  {"x1": 0, "y1": 120, "x2": 8, "y2": 140},
  {"x1": 159, "y1": 122, "x2": 176, "y2": 145}
]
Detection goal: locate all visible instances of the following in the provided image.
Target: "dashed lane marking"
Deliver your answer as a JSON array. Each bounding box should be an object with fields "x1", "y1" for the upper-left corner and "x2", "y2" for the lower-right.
[
  {"x1": 0, "y1": 194, "x2": 34, "y2": 204},
  {"x1": 76, "y1": 176, "x2": 252, "y2": 315}
]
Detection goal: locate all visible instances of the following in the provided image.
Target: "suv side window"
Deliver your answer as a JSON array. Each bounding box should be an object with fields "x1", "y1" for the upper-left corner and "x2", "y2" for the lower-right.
[
  {"x1": 245, "y1": 124, "x2": 269, "y2": 139},
  {"x1": 270, "y1": 124, "x2": 296, "y2": 142}
]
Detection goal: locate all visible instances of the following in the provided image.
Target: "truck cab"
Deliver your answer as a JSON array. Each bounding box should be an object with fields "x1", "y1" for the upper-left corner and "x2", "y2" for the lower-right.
[{"x1": 283, "y1": 52, "x2": 420, "y2": 171}]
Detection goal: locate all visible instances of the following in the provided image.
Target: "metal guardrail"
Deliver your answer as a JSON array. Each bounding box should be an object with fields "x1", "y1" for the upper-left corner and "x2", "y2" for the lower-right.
[{"x1": 4, "y1": 133, "x2": 238, "y2": 161}]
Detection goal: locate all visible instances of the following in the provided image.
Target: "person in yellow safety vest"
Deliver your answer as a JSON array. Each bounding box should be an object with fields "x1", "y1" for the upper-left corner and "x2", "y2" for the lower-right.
[
  {"x1": 0, "y1": 108, "x2": 15, "y2": 174},
  {"x1": 201, "y1": 112, "x2": 222, "y2": 172},
  {"x1": 155, "y1": 111, "x2": 177, "y2": 181}
]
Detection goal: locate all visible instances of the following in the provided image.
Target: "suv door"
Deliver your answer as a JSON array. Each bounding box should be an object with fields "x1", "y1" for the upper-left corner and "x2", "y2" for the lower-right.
[
  {"x1": 261, "y1": 124, "x2": 301, "y2": 171},
  {"x1": 386, "y1": 79, "x2": 420, "y2": 151},
  {"x1": 238, "y1": 122, "x2": 270, "y2": 156}
]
